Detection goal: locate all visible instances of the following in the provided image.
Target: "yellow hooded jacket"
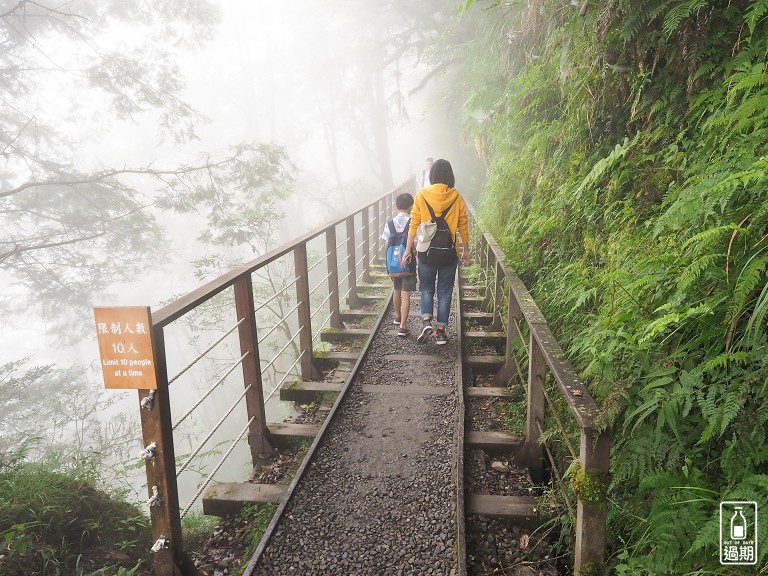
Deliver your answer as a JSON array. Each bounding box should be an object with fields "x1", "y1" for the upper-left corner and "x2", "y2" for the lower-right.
[{"x1": 408, "y1": 183, "x2": 469, "y2": 257}]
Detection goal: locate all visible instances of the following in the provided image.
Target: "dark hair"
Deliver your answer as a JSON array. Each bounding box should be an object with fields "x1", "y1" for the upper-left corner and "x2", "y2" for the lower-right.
[
  {"x1": 428, "y1": 159, "x2": 455, "y2": 188},
  {"x1": 395, "y1": 192, "x2": 414, "y2": 210}
]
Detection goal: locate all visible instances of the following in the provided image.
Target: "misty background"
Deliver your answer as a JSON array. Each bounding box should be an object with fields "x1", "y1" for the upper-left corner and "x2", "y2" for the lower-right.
[{"x1": 1, "y1": 0, "x2": 483, "y2": 506}]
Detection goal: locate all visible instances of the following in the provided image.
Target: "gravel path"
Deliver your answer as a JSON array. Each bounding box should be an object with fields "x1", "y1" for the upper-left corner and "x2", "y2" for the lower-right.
[{"x1": 249, "y1": 299, "x2": 461, "y2": 576}]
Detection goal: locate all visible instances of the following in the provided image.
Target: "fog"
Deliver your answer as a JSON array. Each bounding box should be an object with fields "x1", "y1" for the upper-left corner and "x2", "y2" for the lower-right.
[{"x1": 0, "y1": 0, "x2": 482, "y2": 507}]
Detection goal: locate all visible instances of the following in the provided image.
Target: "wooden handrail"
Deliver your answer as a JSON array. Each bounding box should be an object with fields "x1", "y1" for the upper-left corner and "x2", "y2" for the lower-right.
[
  {"x1": 466, "y1": 202, "x2": 601, "y2": 427},
  {"x1": 139, "y1": 181, "x2": 409, "y2": 575},
  {"x1": 464, "y1": 198, "x2": 610, "y2": 573},
  {"x1": 152, "y1": 195, "x2": 393, "y2": 328}
]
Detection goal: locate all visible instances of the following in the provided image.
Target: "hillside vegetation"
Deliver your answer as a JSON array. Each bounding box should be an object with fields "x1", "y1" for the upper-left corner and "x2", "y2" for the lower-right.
[{"x1": 457, "y1": 1, "x2": 768, "y2": 573}]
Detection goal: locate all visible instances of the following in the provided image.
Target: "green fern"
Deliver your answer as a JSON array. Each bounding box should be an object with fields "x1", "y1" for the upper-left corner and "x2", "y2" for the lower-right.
[
  {"x1": 678, "y1": 254, "x2": 721, "y2": 292},
  {"x1": 729, "y1": 252, "x2": 768, "y2": 317},
  {"x1": 743, "y1": 281, "x2": 768, "y2": 348},
  {"x1": 745, "y1": 0, "x2": 768, "y2": 36},
  {"x1": 662, "y1": 0, "x2": 709, "y2": 38},
  {"x1": 696, "y1": 378, "x2": 749, "y2": 442}
]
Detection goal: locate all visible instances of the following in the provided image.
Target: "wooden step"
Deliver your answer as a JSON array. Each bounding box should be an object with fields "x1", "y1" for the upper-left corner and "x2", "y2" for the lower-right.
[
  {"x1": 464, "y1": 330, "x2": 506, "y2": 342},
  {"x1": 465, "y1": 355, "x2": 505, "y2": 373},
  {"x1": 356, "y1": 294, "x2": 388, "y2": 306},
  {"x1": 202, "y1": 482, "x2": 286, "y2": 516},
  {"x1": 466, "y1": 430, "x2": 523, "y2": 452},
  {"x1": 357, "y1": 283, "x2": 391, "y2": 290},
  {"x1": 462, "y1": 312, "x2": 494, "y2": 326},
  {"x1": 466, "y1": 494, "x2": 539, "y2": 521},
  {"x1": 461, "y1": 296, "x2": 485, "y2": 308},
  {"x1": 267, "y1": 422, "x2": 321, "y2": 439},
  {"x1": 466, "y1": 387, "x2": 515, "y2": 398},
  {"x1": 279, "y1": 381, "x2": 344, "y2": 402},
  {"x1": 461, "y1": 285, "x2": 485, "y2": 292},
  {"x1": 339, "y1": 309, "x2": 380, "y2": 322},
  {"x1": 314, "y1": 351, "x2": 360, "y2": 367},
  {"x1": 320, "y1": 327, "x2": 372, "y2": 343}
]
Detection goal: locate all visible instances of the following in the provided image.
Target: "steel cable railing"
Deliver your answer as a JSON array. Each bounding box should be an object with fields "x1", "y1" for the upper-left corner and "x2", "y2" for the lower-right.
[
  {"x1": 264, "y1": 351, "x2": 304, "y2": 404},
  {"x1": 180, "y1": 416, "x2": 255, "y2": 520},
  {"x1": 168, "y1": 318, "x2": 245, "y2": 385},
  {"x1": 172, "y1": 352, "x2": 249, "y2": 430},
  {"x1": 176, "y1": 383, "x2": 254, "y2": 477},
  {"x1": 131, "y1": 183, "x2": 408, "y2": 571},
  {"x1": 254, "y1": 277, "x2": 298, "y2": 313}
]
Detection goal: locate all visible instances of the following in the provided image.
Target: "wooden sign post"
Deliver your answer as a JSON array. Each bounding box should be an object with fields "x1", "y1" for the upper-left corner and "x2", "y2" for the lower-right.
[{"x1": 94, "y1": 306, "x2": 157, "y2": 390}]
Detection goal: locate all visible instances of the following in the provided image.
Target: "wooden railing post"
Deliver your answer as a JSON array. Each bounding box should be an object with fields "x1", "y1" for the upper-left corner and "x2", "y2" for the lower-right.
[
  {"x1": 480, "y1": 235, "x2": 487, "y2": 270},
  {"x1": 325, "y1": 226, "x2": 342, "y2": 328},
  {"x1": 140, "y1": 327, "x2": 190, "y2": 575},
  {"x1": 524, "y1": 333, "x2": 546, "y2": 481},
  {"x1": 373, "y1": 199, "x2": 383, "y2": 264},
  {"x1": 294, "y1": 244, "x2": 322, "y2": 381},
  {"x1": 361, "y1": 206, "x2": 372, "y2": 283},
  {"x1": 346, "y1": 215, "x2": 361, "y2": 308},
  {"x1": 574, "y1": 428, "x2": 611, "y2": 572},
  {"x1": 494, "y1": 285, "x2": 521, "y2": 386},
  {"x1": 489, "y1": 259, "x2": 504, "y2": 331},
  {"x1": 233, "y1": 276, "x2": 273, "y2": 462}
]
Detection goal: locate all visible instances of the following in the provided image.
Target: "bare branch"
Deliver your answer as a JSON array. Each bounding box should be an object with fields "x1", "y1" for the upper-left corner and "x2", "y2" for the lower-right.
[
  {"x1": 0, "y1": 157, "x2": 237, "y2": 199},
  {"x1": 0, "y1": 0, "x2": 27, "y2": 19},
  {"x1": 0, "y1": 230, "x2": 106, "y2": 263}
]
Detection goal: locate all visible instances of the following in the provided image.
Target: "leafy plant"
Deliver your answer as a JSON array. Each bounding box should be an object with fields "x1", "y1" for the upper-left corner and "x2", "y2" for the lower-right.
[
  {"x1": 452, "y1": 0, "x2": 768, "y2": 572},
  {"x1": 0, "y1": 453, "x2": 151, "y2": 575},
  {"x1": 232, "y1": 503, "x2": 277, "y2": 576}
]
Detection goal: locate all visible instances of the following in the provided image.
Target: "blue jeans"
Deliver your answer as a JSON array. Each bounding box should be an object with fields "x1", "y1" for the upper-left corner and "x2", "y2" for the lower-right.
[{"x1": 418, "y1": 257, "x2": 458, "y2": 327}]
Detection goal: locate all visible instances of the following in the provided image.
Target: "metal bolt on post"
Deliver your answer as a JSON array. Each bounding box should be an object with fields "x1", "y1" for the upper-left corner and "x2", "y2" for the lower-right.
[
  {"x1": 139, "y1": 441, "x2": 157, "y2": 459},
  {"x1": 146, "y1": 485, "x2": 162, "y2": 509},
  {"x1": 151, "y1": 536, "x2": 169, "y2": 553},
  {"x1": 140, "y1": 390, "x2": 156, "y2": 410}
]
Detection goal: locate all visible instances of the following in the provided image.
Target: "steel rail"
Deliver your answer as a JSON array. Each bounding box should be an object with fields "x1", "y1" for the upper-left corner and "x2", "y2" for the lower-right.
[
  {"x1": 260, "y1": 325, "x2": 303, "y2": 375},
  {"x1": 310, "y1": 292, "x2": 333, "y2": 319},
  {"x1": 309, "y1": 271, "x2": 333, "y2": 296},
  {"x1": 241, "y1": 295, "x2": 392, "y2": 575}
]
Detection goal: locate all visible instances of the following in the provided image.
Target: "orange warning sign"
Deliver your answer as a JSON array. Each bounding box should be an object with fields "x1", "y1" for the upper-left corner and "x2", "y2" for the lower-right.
[{"x1": 94, "y1": 306, "x2": 158, "y2": 390}]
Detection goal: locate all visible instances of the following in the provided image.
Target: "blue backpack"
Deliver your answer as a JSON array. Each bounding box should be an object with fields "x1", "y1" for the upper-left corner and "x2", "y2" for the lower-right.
[{"x1": 385, "y1": 218, "x2": 413, "y2": 277}]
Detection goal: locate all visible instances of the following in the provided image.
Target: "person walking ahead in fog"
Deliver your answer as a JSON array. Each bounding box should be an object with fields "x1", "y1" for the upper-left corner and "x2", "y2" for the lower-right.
[
  {"x1": 402, "y1": 159, "x2": 470, "y2": 345},
  {"x1": 381, "y1": 193, "x2": 416, "y2": 338},
  {"x1": 419, "y1": 157, "x2": 433, "y2": 188}
]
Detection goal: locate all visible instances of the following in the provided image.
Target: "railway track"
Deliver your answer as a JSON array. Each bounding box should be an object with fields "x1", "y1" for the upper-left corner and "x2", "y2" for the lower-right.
[{"x1": 224, "y1": 266, "x2": 556, "y2": 575}]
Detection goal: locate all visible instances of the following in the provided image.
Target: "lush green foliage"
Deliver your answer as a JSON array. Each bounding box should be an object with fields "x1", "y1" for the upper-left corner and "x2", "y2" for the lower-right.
[
  {"x1": 0, "y1": 448, "x2": 151, "y2": 575},
  {"x1": 232, "y1": 503, "x2": 278, "y2": 576},
  {"x1": 457, "y1": 0, "x2": 768, "y2": 573}
]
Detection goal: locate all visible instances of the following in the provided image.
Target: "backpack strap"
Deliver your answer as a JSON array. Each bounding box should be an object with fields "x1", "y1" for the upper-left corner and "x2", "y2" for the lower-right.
[
  {"x1": 440, "y1": 195, "x2": 459, "y2": 218},
  {"x1": 387, "y1": 219, "x2": 397, "y2": 235},
  {"x1": 424, "y1": 199, "x2": 438, "y2": 221},
  {"x1": 424, "y1": 195, "x2": 459, "y2": 220}
]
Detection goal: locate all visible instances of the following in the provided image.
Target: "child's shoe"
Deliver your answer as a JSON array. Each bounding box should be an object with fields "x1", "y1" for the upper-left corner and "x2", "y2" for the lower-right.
[
  {"x1": 393, "y1": 316, "x2": 401, "y2": 325},
  {"x1": 434, "y1": 328, "x2": 447, "y2": 345},
  {"x1": 397, "y1": 326, "x2": 409, "y2": 338}
]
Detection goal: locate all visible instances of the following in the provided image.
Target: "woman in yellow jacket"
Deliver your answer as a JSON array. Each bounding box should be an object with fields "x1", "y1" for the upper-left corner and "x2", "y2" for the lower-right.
[{"x1": 403, "y1": 159, "x2": 470, "y2": 345}]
